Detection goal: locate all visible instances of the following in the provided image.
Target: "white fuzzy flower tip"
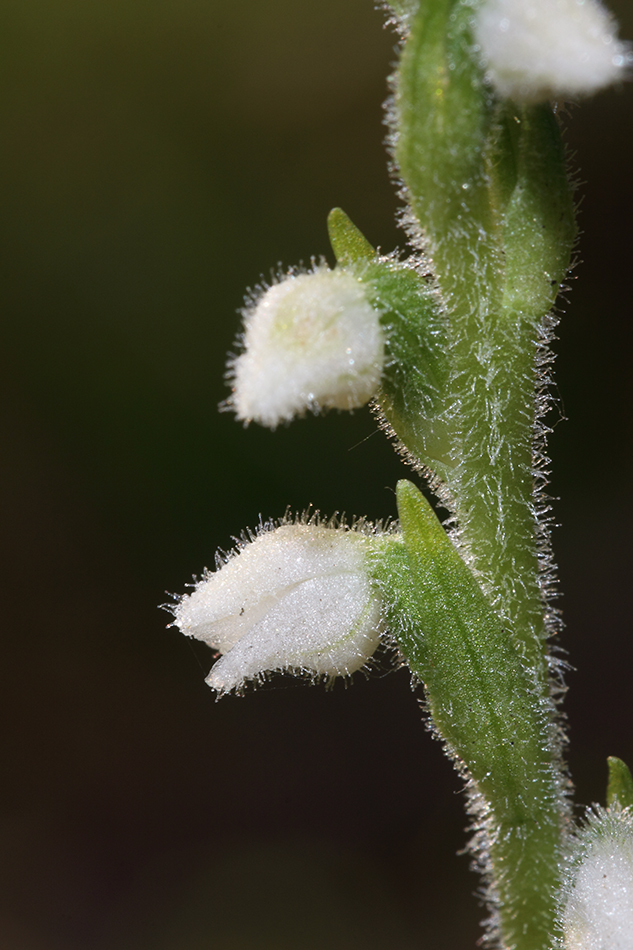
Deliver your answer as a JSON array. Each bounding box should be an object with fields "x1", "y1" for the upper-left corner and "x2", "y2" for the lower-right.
[
  {"x1": 230, "y1": 267, "x2": 384, "y2": 428},
  {"x1": 474, "y1": 0, "x2": 631, "y2": 103},
  {"x1": 173, "y1": 521, "x2": 384, "y2": 694},
  {"x1": 563, "y1": 808, "x2": 633, "y2": 950}
]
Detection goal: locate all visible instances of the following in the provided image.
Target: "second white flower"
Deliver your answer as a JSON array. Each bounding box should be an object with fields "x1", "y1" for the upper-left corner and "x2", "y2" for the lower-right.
[{"x1": 229, "y1": 266, "x2": 385, "y2": 428}]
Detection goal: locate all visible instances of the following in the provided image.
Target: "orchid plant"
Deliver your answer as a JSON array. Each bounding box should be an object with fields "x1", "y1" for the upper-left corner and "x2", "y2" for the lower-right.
[{"x1": 170, "y1": 1, "x2": 632, "y2": 947}]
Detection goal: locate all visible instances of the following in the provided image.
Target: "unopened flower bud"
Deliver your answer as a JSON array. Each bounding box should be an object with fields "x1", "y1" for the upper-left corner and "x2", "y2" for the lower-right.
[
  {"x1": 172, "y1": 520, "x2": 385, "y2": 695},
  {"x1": 228, "y1": 266, "x2": 385, "y2": 428},
  {"x1": 474, "y1": 0, "x2": 631, "y2": 103},
  {"x1": 562, "y1": 806, "x2": 633, "y2": 950}
]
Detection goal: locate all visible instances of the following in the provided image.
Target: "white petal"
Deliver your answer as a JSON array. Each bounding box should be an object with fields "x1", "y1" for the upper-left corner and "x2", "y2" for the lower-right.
[
  {"x1": 230, "y1": 267, "x2": 384, "y2": 428},
  {"x1": 176, "y1": 524, "x2": 367, "y2": 649},
  {"x1": 206, "y1": 572, "x2": 382, "y2": 693},
  {"x1": 475, "y1": 0, "x2": 630, "y2": 103}
]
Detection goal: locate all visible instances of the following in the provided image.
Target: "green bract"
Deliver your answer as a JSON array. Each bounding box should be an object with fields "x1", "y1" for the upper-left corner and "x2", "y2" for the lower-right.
[
  {"x1": 607, "y1": 757, "x2": 633, "y2": 810},
  {"x1": 371, "y1": 481, "x2": 566, "y2": 948},
  {"x1": 328, "y1": 208, "x2": 453, "y2": 472}
]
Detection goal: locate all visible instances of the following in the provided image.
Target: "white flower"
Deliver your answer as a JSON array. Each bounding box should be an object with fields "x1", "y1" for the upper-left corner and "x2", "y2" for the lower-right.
[
  {"x1": 228, "y1": 265, "x2": 385, "y2": 428},
  {"x1": 562, "y1": 807, "x2": 633, "y2": 950},
  {"x1": 474, "y1": 0, "x2": 631, "y2": 103},
  {"x1": 172, "y1": 520, "x2": 385, "y2": 695}
]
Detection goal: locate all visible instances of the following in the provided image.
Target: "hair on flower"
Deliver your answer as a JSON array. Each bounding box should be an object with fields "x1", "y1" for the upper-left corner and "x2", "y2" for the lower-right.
[{"x1": 170, "y1": 511, "x2": 396, "y2": 696}]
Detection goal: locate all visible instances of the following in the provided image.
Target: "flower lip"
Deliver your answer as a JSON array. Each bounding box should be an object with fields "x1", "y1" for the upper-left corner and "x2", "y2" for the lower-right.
[{"x1": 172, "y1": 516, "x2": 388, "y2": 695}]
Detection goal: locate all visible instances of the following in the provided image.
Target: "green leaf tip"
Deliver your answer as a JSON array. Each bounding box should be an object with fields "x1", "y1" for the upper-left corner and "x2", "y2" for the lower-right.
[
  {"x1": 384, "y1": 479, "x2": 565, "y2": 946},
  {"x1": 390, "y1": 479, "x2": 551, "y2": 811},
  {"x1": 327, "y1": 208, "x2": 376, "y2": 266},
  {"x1": 607, "y1": 756, "x2": 633, "y2": 809},
  {"x1": 396, "y1": 479, "x2": 447, "y2": 554}
]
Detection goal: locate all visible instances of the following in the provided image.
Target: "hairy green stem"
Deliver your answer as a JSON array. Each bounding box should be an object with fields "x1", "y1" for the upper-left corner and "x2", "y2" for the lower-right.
[
  {"x1": 380, "y1": 1, "x2": 577, "y2": 947},
  {"x1": 394, "y1": 0, "x2": 574, "y2": 663}
]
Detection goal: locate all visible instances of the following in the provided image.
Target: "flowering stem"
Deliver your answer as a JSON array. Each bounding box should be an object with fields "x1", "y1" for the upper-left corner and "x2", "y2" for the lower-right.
[
  {"x1": 394, "y1": 0, "x2": 575, "y2": 665},
  {"x1": 381, "y1": 1, "x2": 577, "y2": 947}
]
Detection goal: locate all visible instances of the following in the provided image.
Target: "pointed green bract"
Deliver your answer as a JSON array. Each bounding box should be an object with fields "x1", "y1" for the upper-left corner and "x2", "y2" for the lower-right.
[
  {"x1": 370, "y1": 481, "x2": 565, "y2": 950},
  {"x1": 607, "y1": 757, "x2": 633, "y2": 809},
  {"x1": 368, "y1": 261, "x2": 453, "y2": 472},
  {"x1": 492, "y1": 102, "x2": 576, "y2": 316},
  {"x1": 395, "y1": 0, "x2": 499, "y2": 302},
  {"x1": 388, "y1": 482, "x2": 553, "y2": 799},
  {"x1": 327, "y1": 207, "x2": 376, "y2": 266},
  {"x1": 328, "y1": 208, "x2": 453, "y2": 471}
]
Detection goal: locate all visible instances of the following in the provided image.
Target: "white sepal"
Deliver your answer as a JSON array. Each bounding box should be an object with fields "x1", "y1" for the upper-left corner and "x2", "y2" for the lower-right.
[
  {"x1": 561, "y1": 806, "x2": 633, "y2": 950},
  {"x1": 172, "y1": 519, "x2": 386, "y2": 695},
  {"x1": 474, "y1": 0, "x2": 631, "y2": 103},
  {"x1": 228, "y1": 265, "x2": 384, "y2": 428}
]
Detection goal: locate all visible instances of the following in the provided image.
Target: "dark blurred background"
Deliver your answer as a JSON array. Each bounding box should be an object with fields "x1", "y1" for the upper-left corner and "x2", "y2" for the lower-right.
[{"x1": 1, "y1": 2, "x2": 631, "y2": 948}]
